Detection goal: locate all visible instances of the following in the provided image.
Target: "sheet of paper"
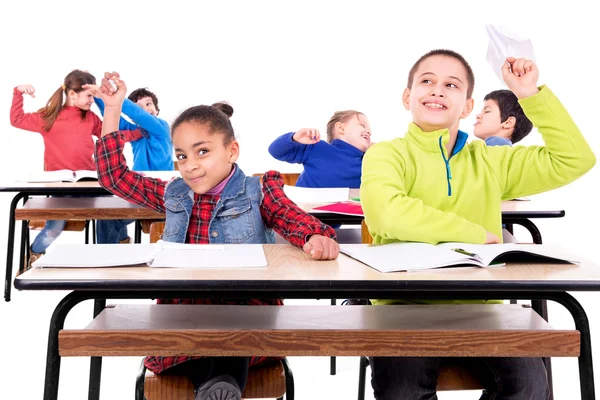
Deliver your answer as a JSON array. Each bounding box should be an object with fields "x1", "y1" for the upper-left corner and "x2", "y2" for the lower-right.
[
  {"x1": 283, "y1": 185, "x2": 349, "y2": 204},
  {"x1": 150, "y1": 243, "x2": 267, "y2": 268},
  {"x1": 486, "y1": 25, "x2": 535, "y2": 85},
  {"x1": 32, "y1": 243, "x2": 159, "y2": 268}
]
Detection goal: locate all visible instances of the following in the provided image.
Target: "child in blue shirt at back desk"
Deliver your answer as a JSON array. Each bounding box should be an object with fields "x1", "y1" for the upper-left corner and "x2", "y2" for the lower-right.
[
  {"x1": 95, "y1": 87, "x2": 173, "y2": 171},
  {"x1": 94, "y1": 85, "x2": 173, "y2": 244},
  {"x1": 474, "y1": 89, "x2": 533, "y2": 147},
  {"x1": 474, "y1": 89, "x2": 535, "y2": 241},
  {"x1": 268, "y1": 110, "x2": 372, "y2": 188}
]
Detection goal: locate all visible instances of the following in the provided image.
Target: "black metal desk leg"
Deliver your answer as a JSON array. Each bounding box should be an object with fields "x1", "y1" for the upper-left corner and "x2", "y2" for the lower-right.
[
  {"x1": 4, "y1": 192, "x2": 27, "y2": 302},
  {"x1": 550, "y1": 292, "x2": 595, "y2": 400},
  {"x1": 531, "y1": 299, "x2": 553, "y2": 399},
  {"x1": 134, "y1": 220, "x2": 142, "y2": 244},
  {"x1": 44, "y1": 292, "x2": 91, "y2": 400},
  {"x1": 89, "y1": 299, "x2": 106, "y2": 400}
]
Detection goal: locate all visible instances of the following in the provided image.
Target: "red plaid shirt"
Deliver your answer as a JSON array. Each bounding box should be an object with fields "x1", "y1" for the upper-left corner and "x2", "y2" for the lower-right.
[{"x1": 96, "y1": 131, "x2": 336, "y2": 373}]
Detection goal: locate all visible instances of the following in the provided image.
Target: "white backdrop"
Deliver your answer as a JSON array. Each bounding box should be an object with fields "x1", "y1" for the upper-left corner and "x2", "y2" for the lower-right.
[{"x1": 0, "y1": 1, "x2": 599, "y2": 399}]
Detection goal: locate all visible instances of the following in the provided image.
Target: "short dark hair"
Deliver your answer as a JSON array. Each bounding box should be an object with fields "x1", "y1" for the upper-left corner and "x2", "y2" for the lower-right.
[
  {"x1": 484, "y1": 90, "x2": 533, "y2": 143},
  {"x1": 128, "y1": 88, "x2": 160, "y2": 113},
  {"x1": 407, "y1": 49, "x2": 475, "y2": 99},
  {"x1": 171, "y1": 104, "x2": 235, "y2": 145}
]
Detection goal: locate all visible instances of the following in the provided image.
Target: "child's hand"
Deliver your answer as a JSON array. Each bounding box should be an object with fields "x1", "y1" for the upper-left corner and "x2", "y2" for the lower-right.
[
  {"x1": 303, "y1": 235, "x2": 339, "y2": 260},
  {"x1": 293, "y1": 128, "x2": 321, "y2": 145},
  {"x1": 17, "y1": 85, "x2": 36, "y2": 98},
  {"x1": 85, "y1": 71, "x2": 127, "y2": 107},
  {"x1": 485, "y1": 231, "x2": 501, "y2": 244},
  {"x1": 502, "y1": 57, "x2": 540, "y2": 99}
]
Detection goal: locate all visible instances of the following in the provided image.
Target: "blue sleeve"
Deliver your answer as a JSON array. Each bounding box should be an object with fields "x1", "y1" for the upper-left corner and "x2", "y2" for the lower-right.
[
  {"x1": 485, "y1": 136, "x2": 513, "y2": 147},
  {"x1": 121, "y1": 99, "x2": 170, "y2": 139},
  {"x1": 94, "y1": 97, "x2": 136, "y2": 131},
  {"x1": 268, "y1": 132, "x2": 314, "y2": 164}
]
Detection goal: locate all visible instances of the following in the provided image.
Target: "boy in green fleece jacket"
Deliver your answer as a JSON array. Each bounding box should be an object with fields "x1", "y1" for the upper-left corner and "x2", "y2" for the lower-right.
[{"x1": 361, "y1": 49, "x2": 595, "y2": 400}]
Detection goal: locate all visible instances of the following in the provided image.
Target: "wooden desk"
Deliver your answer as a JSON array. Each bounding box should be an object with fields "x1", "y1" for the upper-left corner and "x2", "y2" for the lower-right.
[
  {"x1": 15, "y1": 244, "x2": 600, "y2": 400},
  {"x1": 0, "y1": 182, "x2": 110, "y2": 301},
  {"x1": 15, "y1": 197, "x2": 164, "y2": 221}
]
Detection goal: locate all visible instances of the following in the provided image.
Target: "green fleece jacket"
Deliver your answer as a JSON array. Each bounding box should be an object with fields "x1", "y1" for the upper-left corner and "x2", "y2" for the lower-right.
[{"x1": 361, "y1": 86, "x2": 596, "y2": 305}]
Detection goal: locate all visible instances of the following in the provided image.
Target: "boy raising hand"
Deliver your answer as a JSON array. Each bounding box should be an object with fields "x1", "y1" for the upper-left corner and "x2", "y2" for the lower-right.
[{"x1": 361, "y1": 50, "x2": 595, "y2": 399}]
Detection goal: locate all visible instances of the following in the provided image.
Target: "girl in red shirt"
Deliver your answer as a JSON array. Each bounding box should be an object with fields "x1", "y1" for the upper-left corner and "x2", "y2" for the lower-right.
[{"x1": 10, "y1": 70, "x2": 102, "y2": 266}]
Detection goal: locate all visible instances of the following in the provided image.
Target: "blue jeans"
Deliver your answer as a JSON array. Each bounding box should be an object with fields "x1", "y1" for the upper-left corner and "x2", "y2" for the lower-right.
[
  {"x1": 30, "y1": 219, "x2": 66, "y2": 254},
  {"x1": 95, "y1": 220, "x2": 134, "y2": 244},
  {"x1": 370, "y1": 356, "x2": 549, "y2": 400}
]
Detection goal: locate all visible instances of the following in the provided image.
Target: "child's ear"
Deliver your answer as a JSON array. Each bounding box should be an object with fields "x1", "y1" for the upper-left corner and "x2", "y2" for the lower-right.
[
  {"x1": 228, "y1": 140, "x2": 240, "y2": 163},
  {"x1": 335, "y1": 121, "x2": 344, "y2": 134},
  {"x1": 460, "y1": 98, "x2": 474, "y2": 119},
  {"x1": 402, "y1": 88, "x2": 411, "y2": 110},
  {"x1": 502, "y1": 116, "x2": 516, "y2": 129}
]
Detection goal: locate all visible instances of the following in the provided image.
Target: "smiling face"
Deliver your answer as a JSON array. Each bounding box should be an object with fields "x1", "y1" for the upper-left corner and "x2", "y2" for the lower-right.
[
  {"x1": 336, "y1": 114, "x2": 372, "y2": 152},
  {"x1": 402, "y1": 54, "x2": 474, "y2": 133},
  {"x1": 173, "y1": 121, "x2": 239, "y2": 194}
]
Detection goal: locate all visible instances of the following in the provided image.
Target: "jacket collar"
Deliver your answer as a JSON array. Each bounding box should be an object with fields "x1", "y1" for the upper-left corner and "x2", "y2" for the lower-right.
[{"x1": 405, "y1": 122, "x2": 469, "y2": 157}]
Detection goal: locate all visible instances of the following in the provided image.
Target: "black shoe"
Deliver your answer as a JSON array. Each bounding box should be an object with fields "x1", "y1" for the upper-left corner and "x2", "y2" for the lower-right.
[{"x1": 196, "y1": 375, "x2": 241, "y2": 400}]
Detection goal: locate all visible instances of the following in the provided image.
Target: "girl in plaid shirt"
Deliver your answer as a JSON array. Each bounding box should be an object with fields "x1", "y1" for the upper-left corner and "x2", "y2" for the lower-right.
[{"x1": 92, "y1": 72, "x2": 339, "y2": 400}]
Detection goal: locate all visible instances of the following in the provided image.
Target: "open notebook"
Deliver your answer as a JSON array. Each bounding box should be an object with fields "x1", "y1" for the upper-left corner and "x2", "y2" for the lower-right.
[
  {"x1": 340, "y1": 242, "x2": 580, "y2": 273},
  {"x1": 24, "y1": 169, "x2": 98, "y2": 183},
  {"x1": 32, "y1": 241, "x2": 268, "y2": 269}
]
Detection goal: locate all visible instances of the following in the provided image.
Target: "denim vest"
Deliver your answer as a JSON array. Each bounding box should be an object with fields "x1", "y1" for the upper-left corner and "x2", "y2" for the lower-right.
[{"x1": 162, "y1": 166, "x2": 275, "y2": 244}]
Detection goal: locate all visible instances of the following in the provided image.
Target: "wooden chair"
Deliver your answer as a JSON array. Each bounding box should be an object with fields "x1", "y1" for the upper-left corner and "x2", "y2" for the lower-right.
[
  {"x1": 141, "y1": 221, "x2": 294, "y2": 400},
  {"x1": 136, "y1": 358, "x2": 293, "y2": 400}
]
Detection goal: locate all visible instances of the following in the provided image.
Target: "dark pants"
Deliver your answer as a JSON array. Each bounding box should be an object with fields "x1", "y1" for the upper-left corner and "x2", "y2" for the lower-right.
[
  {"x1": 162, "y1": 357, "x2": 250, "y2": 393},
  {"x1": 370, "y1": 356, "x2": 549, "y2": 400}
]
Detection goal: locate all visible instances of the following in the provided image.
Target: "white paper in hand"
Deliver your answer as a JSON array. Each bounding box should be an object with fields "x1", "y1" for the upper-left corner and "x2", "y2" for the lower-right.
[{"x1": 486, "y1": 25, "x2": 535, "y2": 85}]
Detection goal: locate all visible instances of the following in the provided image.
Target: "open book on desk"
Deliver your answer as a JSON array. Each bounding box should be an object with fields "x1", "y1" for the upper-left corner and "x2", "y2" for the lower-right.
[
  {"x1": 32, "y1": 241, "x2": 268, "y2": 269},
  {"x1": 24, "y1": 169, "x2": 98, "y2": 183},
  {"x1": 339, "y1": 242, "x2": 580, "y2": 273}
]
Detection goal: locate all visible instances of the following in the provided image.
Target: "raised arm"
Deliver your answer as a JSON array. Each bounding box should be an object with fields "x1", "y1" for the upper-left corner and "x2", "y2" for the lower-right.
[
  {"x1": 10, "y1": 86, "x2": 45, "y2": 133},
  {"x1": 91, "y1": 72, "x2": 166, "y2": 213},
  {"x1": 121, "y1": 99, "x2": 170, "y2": 139},
  {"x1": 268, "y1": 129, "x2": 320, "y2": 163},
  {"x1": 94, "y1": 97, "x2": 137, "y2": 132},
  {"x1": 361, "y1": 143, "x2": 489, "y2": 245},
  {"x1": 490, "y1": 58, "x2": 596, "y2": 199}
]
